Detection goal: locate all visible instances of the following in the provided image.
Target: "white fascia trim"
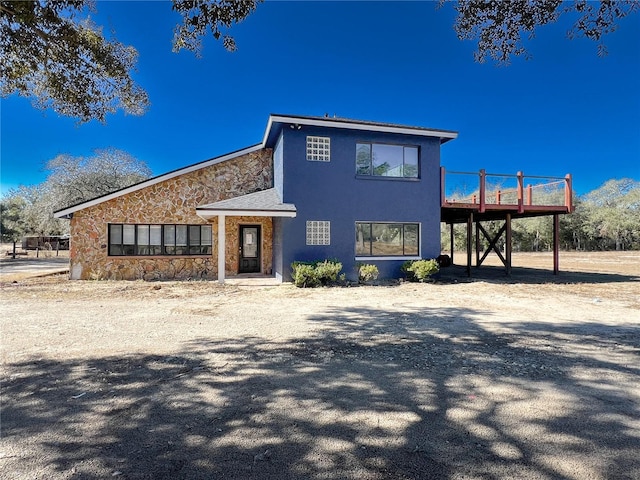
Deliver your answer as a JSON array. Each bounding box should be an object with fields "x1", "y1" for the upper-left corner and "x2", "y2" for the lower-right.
[
  {"x1": 266, "y1": 115, "x2": 458, "y2": 141},
  {"x1": 355, "y1": 256, "x2": 422, "y2": 261},
  {"x1": 53, "y1": 144, "x2": 265, "y2": 218},
  {"x1": 197, "y1": 209, "x2": 297, "y2": 218}
]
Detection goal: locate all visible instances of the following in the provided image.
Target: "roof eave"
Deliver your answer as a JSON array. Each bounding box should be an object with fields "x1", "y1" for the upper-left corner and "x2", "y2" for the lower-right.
[
  {"x1": 196, "y1": 208, "x2": 297, "y2": 219},
  {"x1": 264, "y1": 114, "x2": 458, "y2": 147}
]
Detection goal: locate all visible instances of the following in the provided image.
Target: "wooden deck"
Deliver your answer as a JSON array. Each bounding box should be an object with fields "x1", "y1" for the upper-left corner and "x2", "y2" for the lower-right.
[{"x1": 440, "y1": 168, "x2": 574, "y2": 275}]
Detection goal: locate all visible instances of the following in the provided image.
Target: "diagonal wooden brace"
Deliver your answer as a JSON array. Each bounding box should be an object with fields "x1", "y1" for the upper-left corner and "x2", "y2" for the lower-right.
[{"x1": 477, "y1": 222, "x2": 507, "y2": 267}]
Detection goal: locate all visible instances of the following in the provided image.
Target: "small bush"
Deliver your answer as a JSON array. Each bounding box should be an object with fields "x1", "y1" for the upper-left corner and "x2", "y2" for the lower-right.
[
  {"x1": 406, "y1": 259, "x2": 439, "y2": 282},
  {"x1": 292, "y1": 264, "x2": 320, "y2": 288},
  {"x1": 314, "y1": 260, "x2": 343, "y2": 285},
  {"x1": 291, "y1": 259, "x2": 342, "y2": 287},
  {"x1": 401, "y1": 260, "x2": 416, "y2": 282},
  {"x1": 358, "y1": 264, "x2": 379, "y2": 283}
]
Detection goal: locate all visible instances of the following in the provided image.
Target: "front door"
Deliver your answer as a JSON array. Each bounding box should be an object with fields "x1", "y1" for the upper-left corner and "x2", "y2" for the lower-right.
[{"x1": 239, "y1": 225, "x2": 261, "y2": 274}]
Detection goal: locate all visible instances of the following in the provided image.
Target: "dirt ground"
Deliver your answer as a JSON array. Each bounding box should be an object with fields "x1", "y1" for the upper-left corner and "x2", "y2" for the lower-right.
[{"x1": 1, "y1": 252, "x2": 639, "y2": 479}]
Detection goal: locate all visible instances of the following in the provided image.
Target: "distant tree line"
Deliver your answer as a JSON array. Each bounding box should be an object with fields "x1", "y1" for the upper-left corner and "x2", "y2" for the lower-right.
[
  {"x1": 443, "y1": 179, "x2": 640, "y2": 252},
  {"x1": 1, "y1": 153, "x2": 637, "y2": 254},
  {"x1": 0, "y1": 149, "x2": 151, "y2": 250}
]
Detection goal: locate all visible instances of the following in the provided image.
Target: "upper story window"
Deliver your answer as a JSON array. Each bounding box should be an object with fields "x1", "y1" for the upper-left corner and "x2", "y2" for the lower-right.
[
  {"x1": 356, "y1": 143, "x2": 418, "y2": 178},
  {"x1": 109, "y1": 224, "x2": 212, "y2": 256},
  {"x1": 307, "y1": 136, "x2": 331, "y2": 162}
]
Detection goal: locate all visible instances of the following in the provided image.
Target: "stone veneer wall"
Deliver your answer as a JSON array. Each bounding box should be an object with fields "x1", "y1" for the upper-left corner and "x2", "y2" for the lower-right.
[
  {"x1": 69, "y1": 149, "x2": 273, "y2": 280},
  {"x1": 220, "y1": 216, "x2": 273, "y2": 276}
]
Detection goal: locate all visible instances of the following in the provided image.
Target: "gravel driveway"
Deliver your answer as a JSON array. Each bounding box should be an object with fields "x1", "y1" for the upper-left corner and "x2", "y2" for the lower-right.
[{"x1": 1, "y1": 252, "x2": 639, "y2": 479}]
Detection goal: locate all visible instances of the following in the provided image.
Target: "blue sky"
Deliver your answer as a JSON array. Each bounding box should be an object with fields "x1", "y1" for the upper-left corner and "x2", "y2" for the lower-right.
[{"x1": 1, "y1": 1, "x2": 639, "y2": 196}]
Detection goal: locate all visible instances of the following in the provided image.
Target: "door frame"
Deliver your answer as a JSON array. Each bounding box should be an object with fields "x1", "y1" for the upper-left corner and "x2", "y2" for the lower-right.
[{"x1": 238, "y1": 224, "x2": 261, "y2": 274}]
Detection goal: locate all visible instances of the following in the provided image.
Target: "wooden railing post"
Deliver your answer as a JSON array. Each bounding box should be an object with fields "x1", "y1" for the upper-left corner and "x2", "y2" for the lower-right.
[
  {"x1": 496, "y1": 190, "x2": 501, "y2": 204},
  {"x1": 526, "y1": 184, "x2": 533, "y2": 205},
  {"x1": 479, "y1": 169, "x2": 486, "y2": 213},
  {"x1": 565, "y1": 174, "x2": 573, "y2": 212},
  {"x1": 517, "y1": 171, "x2": 524, "y2": 213}
]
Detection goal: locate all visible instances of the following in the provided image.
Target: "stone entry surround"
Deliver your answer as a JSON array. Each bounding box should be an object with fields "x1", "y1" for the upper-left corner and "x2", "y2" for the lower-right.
[{"x1": 67, "y1": 149, "x2": 273, "y2": 280}]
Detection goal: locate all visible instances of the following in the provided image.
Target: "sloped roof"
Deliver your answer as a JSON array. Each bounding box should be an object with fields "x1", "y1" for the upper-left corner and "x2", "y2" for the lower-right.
[
  {"x1": 53, "y1": 144, "x2": 263, "y2": 218},
  {"x1": 54, "y1": 114, "x2": 457, "y2": 218},
  {"x1": 263, "y1": 114, "x2": 458, "y2": 147},
  {"x1": 196, "y1": 188, "x2": 296, "y2": 218}
]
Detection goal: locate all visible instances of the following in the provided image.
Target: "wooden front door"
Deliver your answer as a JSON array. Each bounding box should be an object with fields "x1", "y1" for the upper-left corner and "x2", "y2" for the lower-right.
[{"x1": 239, "y1": 225, "x2": 261, "y2": 274}]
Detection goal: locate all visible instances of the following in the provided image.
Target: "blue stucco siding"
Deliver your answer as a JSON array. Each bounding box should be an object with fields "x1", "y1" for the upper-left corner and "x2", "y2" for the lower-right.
[
  {"x1": 275, "y1": 125, "x2": 443, "y2": 281},
  {"x1": 273, "y1": 132, "x2": 284, "y2": 198}
]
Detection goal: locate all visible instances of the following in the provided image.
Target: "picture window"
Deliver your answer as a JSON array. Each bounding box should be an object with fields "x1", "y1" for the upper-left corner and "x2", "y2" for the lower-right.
[{"x1": 108, "y1": 224, "x2": 212, "y2": 256}]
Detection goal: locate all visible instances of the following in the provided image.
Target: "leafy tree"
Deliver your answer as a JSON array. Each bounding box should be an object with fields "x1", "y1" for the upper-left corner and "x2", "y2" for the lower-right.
[
  {"x1": 581, "y1": 178, "x2": 640, "y2": 250},
  {"x1": 46, "y1": 148, "x2": 152, "y2": 210},
  {"x1": 178, "y1": 0, "x2": 638, "y2": 64},
  {"x1": 4, "y1": 184, "x2": 67, "y2": 237},
  {"x1": 0, "y1": 0, "x2": 149, "y2": 123},
  {"x1": 0, "y1": 149, "x2": 152, "y2": 238},
  {"x1": 171, "y1": 0, "x2": 263, "y2": 54},
  {"x1": 451, "y1": 0, "x2": 639, "y2": 64},
  {"x1": 0, "y1": 194, "x2": 28, "y2": 257},
  {"x1": 3, "y1": 1, "x2": 637, "y2": 123}
]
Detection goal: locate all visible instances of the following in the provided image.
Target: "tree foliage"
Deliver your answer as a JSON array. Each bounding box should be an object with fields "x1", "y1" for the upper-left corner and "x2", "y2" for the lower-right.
[
  {"x1": 580, "y1": 179, "x2": 640, "y2": 250},
  {"x1": 0, "y1": 149, "x2": 151, "y2": 238},
  {"x1": 2, "y1": 1, "x2": 637, "y2": 122},
  {"x1": 0, "y1": 194, "x2": 28, "y2": 243},
  {"x1": 0, "y1": 0, "x2": 149, "y2": 123},
  {"x1": 451, "y1": 0, "x2": 639, "y2": 64},
  {"x1": 171, "y1": 0, "x2": 262, "y2": 54},
  {"x1": 46, "y1": 148, "x2": 152, "y2": 210}
]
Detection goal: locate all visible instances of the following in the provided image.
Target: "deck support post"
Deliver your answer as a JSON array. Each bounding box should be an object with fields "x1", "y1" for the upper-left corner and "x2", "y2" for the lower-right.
[
  {"x1": 553, "y1": 213, "x2": 560, "y2": 275},
  {"x1": 466, "y1": 213, "x2": 473, "y2": 277},
  {"x1": 217, "y1": 214, "x2": 226, "y2": 283},
  {"x1": 450, "y1": 222, "x2": 455, "y2": 264},
  {"x1": 475, "y1": 221, "x2": 480, "y2": 267},
  {"x1": 506, "y1": 213, "x2": 512, "y2": 276}
]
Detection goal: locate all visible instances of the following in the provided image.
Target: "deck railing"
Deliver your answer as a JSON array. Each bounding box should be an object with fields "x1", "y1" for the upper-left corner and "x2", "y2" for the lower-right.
[{"x1": 441, "y1": 168, "x2": 573, "y2": 213}]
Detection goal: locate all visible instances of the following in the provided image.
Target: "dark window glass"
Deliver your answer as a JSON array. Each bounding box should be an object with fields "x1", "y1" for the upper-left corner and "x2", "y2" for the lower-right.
[
  {"x1": 403, "y1": 147, "x2": 419, "y2": 178},
  {"x1": 355, "y1": 222, "x2": 419, "y2": 257},
  {"x1": 109, "y1": 224, "x2": 123, "y2": 256},
  {"x1": 356, "y1": 143, "x2": 371, "y2": 175},
  {"x1": 356, "y1": 142, "x2": 419, "y2": 178},
  {"x1": 149, "y1": 225, "x2": 162, "y2": 255},
  {"x1": 108, "y1": 224, "x2": 213, "y2": 257}
]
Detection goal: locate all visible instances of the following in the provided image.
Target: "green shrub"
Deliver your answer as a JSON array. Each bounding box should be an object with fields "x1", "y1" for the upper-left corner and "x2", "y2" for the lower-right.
[
  {"x1": 292, "y1": 263, "x2": 320, "y2": 288},
  {"x1": 314, "y1": 260, "x2": 343, "y2": 285},
  {"x1": 406, "y1": 259, "x2": 439, "y2": 282},
  {"x1": 358, "y1": 263, "x2": 379, "y2": 282},
  {"x1": 401, "y1": 260, "x2": 417, "y2": 282},
  {"x1": 291, "y1": 259, "x2": 342, "y2": 287}
]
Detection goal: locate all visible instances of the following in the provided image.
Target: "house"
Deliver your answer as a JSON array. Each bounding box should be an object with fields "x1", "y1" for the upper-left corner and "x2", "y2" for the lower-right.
[{"x1": 54, "y1": 114, "x2": 458, "y2": 282}]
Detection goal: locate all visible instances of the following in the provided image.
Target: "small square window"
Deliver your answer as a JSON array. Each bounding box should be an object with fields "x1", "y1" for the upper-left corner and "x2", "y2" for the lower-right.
[
  {"x1": 306, "y1": 136, "x2": 330, "y2": 162},
  {"x1": 306, "y1": 220, "x2": 330, "y2": 245}
]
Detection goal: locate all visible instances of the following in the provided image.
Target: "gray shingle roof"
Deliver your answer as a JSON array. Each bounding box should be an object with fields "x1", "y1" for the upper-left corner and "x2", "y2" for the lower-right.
[{"x1": 197, "y1": 188, "x2": 296, "y2": 212}]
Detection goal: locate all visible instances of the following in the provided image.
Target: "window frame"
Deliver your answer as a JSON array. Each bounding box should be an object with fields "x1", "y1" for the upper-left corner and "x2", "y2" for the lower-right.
[
  {"x1": 354, "y1": 222, "x2": 421, "y2": 259},
  {"x1": 355, "y1": 142, "x2": 420, "y2": 179},
  {"x1": 108, "y1": 224, "x2": 212, "y2": 257}
]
